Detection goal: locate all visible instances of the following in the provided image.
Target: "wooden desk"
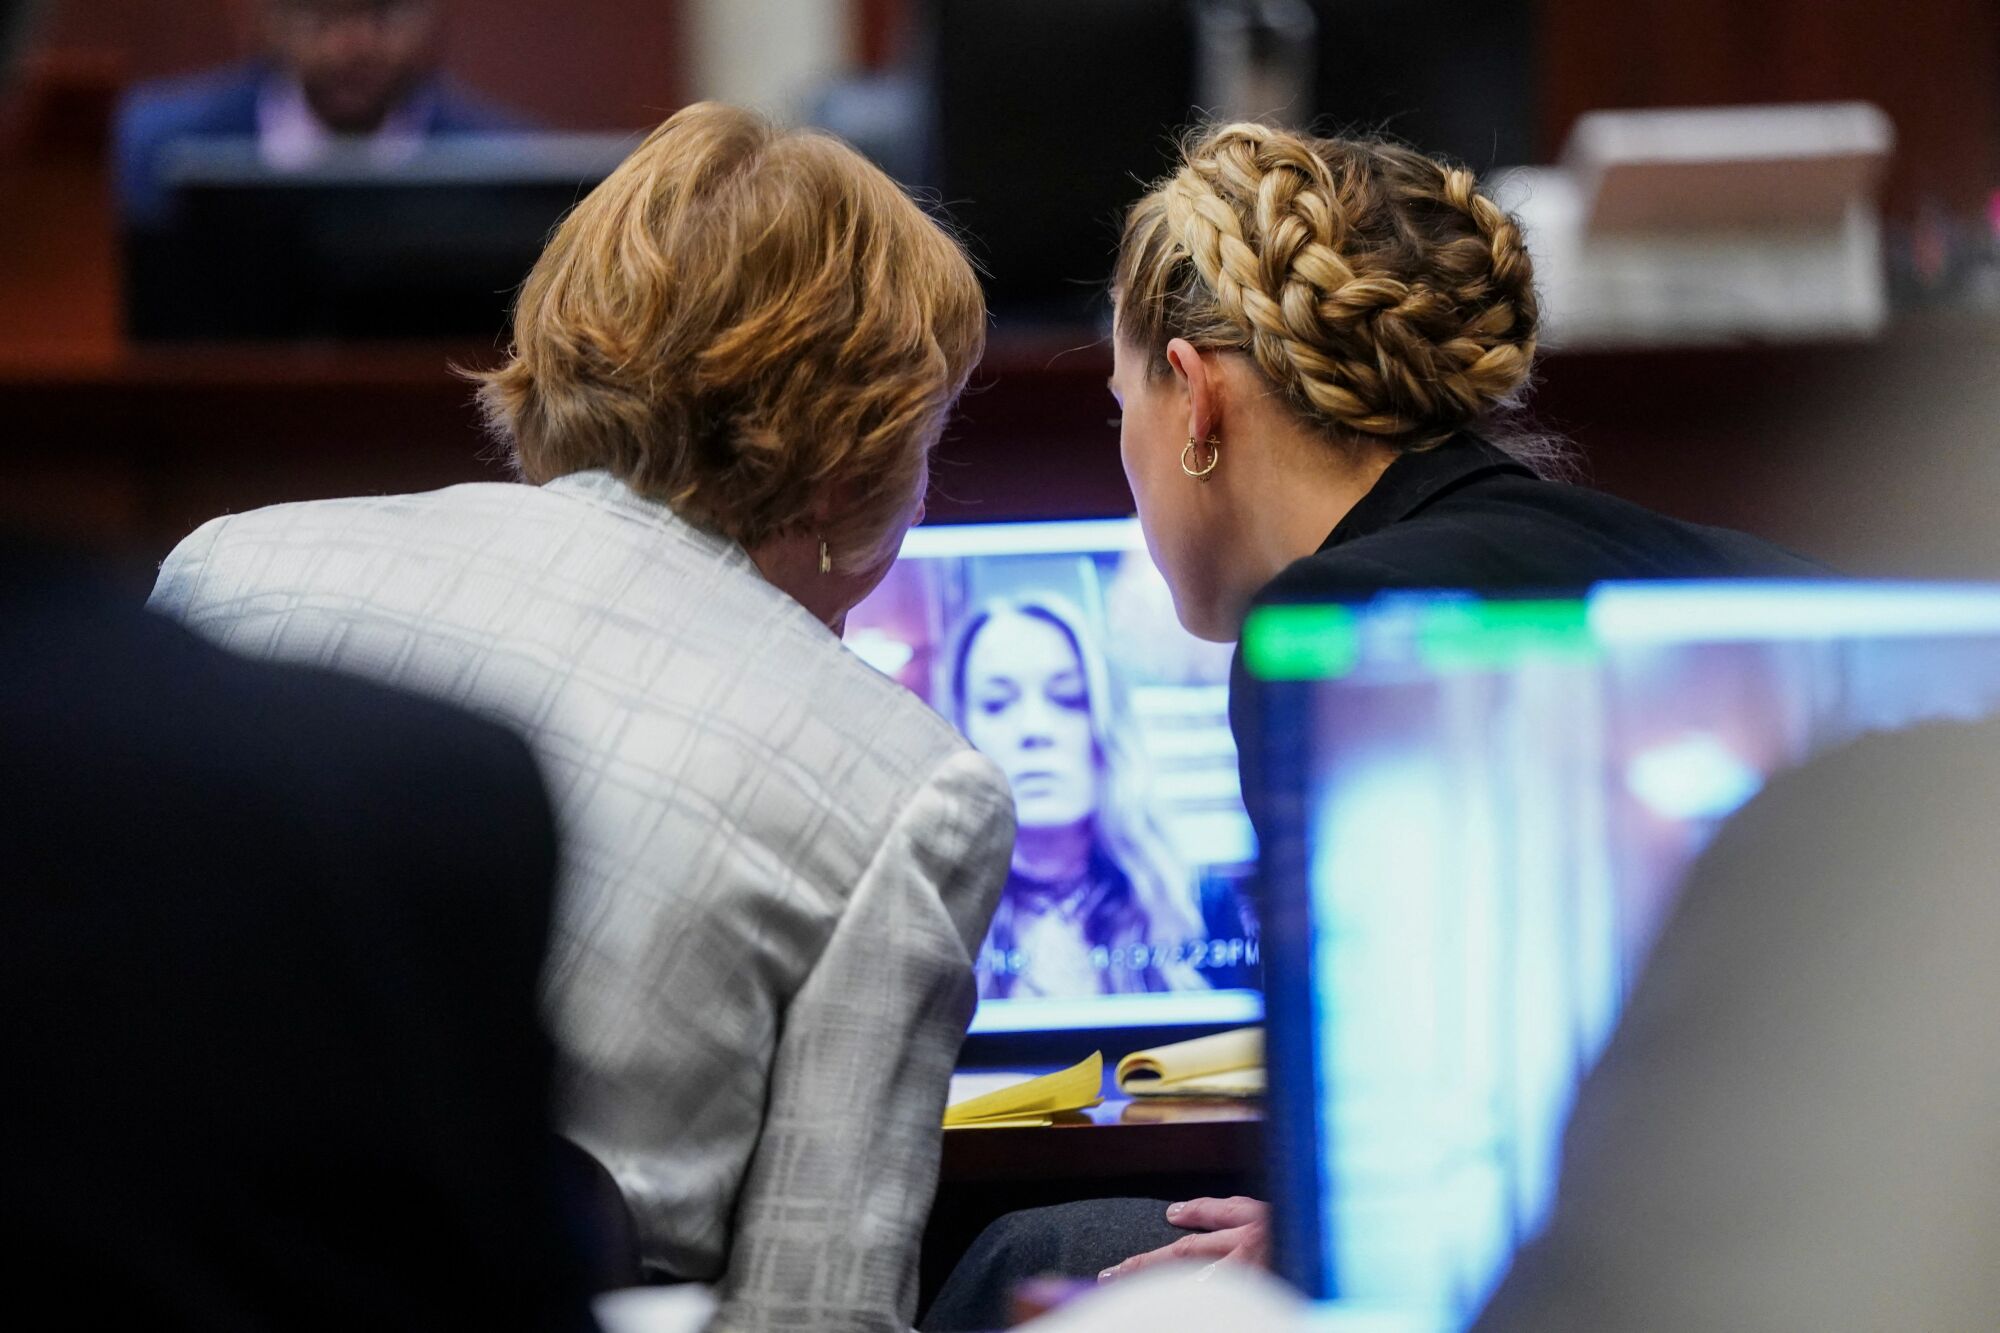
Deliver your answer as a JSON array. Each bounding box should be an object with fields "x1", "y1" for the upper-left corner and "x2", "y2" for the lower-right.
[
  {"x1": 924, "y1": 1083, "x2": 1264, "y2": 1316},
  {"x1": 941, "y1": 1093, "x2": 1262, "y2": 1186}
]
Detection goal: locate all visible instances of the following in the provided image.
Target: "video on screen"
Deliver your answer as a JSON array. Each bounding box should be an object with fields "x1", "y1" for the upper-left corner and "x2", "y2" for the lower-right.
[{"x1": 845, "y1": 521, "x2": 1261, "y2": 1031}]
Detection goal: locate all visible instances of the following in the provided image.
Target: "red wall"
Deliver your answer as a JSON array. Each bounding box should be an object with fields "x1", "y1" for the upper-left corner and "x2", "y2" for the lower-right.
[
  {"x1": 863, "y1": 0, "x2": 2000, "y2": 215},
  {"x1": 29, "y1": 0, "x2": 1999, "y2": 200},
  {"x1": 1542, "y1": 0, "x2": 2000, "y2": 214}
]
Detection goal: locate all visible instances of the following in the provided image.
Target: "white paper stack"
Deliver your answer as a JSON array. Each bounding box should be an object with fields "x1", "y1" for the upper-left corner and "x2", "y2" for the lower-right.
[{"x1": 1490, "y1": 102, "x2": 1896, "y2": 349}]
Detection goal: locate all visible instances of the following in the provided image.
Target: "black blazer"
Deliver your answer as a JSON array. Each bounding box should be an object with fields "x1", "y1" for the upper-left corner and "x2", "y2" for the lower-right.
[
  {"x1": 1262, "y1": 432, "x2": 1821, "y2": 603},
  {"x1": 0, "y1": 543, "x2": 591, "y2": 1331},
  {"x1": 1233, "y1": 433, "x2": 1823, "y2": 819}
]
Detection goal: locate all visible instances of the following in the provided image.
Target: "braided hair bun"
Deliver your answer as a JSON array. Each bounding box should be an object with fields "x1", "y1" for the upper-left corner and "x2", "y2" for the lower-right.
[{"x1": 1114, "y1": 122, "x2": 1540, "y2": 451}]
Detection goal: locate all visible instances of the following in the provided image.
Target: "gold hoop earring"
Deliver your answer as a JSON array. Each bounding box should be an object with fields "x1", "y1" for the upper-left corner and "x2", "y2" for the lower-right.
[
  {"x1": 1181, "y1": 436, "x2": 1220, "y2": 482},
  {"x1": 818, "y1": 538, "x2": 832, "y2": 575}
]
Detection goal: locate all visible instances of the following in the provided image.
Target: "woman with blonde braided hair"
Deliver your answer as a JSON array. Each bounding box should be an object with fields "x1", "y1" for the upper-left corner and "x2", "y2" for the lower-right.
[
  {"x1": 924, "y1": 123, "x2": 1819, "y2": 1333},
  {"x1": 1106, "y1": 121, "x2": 1813, "y2": 646}
]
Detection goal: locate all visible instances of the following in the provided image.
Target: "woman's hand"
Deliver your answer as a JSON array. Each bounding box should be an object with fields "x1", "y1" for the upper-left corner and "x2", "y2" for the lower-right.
[{"x1": 1097, "y1": 1196, "x2": 1271, "y2": 1281}]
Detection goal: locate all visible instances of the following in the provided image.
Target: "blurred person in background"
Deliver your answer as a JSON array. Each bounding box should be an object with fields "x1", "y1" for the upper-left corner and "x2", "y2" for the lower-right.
[
  {"x1": 948, "y1": 595, "x2": 1204, "y2": 1000},
  {"x1": 2, "y1": 1, "x2": 593, "y2": 1324},
  {"x1": 115, "y1": 0, "x2": 526, "y2": 227},
  {"x1": 149, "y1": 102, "x2": 1013, "y2": 1333}
]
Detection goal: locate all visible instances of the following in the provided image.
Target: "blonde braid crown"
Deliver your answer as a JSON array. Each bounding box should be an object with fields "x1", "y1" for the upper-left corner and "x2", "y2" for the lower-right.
[{"x1": 1115, "y1": 122, "x2": 1539, "y2": 451}]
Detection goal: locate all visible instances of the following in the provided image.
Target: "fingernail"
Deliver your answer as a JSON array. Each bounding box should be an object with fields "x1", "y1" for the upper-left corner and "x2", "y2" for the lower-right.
[
  {"x1": 1097, "y1": 1267, "x2": 1116, "y2": 1283},
  {"x1": 1196, "y1": 1260, "x2": 1221, "y2": 1283},
  {"x1": 1166, "y1": 1202, "x2": 1185, "y2": 1219}
]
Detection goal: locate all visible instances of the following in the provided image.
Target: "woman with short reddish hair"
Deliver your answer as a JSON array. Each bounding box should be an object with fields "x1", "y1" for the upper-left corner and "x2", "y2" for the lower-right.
[{"x1": 153, "y1": 102, "x2": 1012, "y2": 1332}]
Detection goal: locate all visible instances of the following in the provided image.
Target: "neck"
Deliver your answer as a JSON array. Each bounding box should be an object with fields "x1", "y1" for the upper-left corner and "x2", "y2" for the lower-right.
[
  {"x1": 1236, "y1": 411, "x2": 1399, "y2": 591},
  {"x1": 1012, "y1": 820, "x2": 1094, "y2": 884},
  {"x1": 747, "y1": 531, "x2": 852, "y2": 634}
]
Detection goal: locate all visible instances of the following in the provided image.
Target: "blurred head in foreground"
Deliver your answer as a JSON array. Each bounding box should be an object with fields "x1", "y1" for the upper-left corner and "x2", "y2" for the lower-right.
[
  {"x1": 1110, "y1": 122, "x2": 1546, "y2": 640},
  {"x1": 258, "y1": 0, "x2": 446, "y2": 133},
  {"x1": 474, "y1": 102, "x2": 986, "y2": 630},
  {"x1": 1475, "y1": 714, "x2": 2000, "y2": 1332}
]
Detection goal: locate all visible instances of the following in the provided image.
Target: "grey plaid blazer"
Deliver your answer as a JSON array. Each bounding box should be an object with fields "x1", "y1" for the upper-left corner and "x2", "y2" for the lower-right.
[{"x1": 149, "y1": 472, "x2": 1015, "y2": 1332}]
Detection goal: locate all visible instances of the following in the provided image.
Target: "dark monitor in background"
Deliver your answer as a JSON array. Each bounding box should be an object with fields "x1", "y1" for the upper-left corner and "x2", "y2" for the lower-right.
[
  {"x1": 1306, "y1": 0, "x2": 1536, "y2": 173},
  {"x1": 927, "y1": 0, "x2": 1199, "y2": 324},
  {"x1": 126, "y1": 135, "x2": 629, "y2": 341}
]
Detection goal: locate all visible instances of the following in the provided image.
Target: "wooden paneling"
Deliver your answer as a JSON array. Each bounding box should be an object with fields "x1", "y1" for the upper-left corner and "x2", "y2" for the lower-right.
[
  {"x1": 1541, "y1": 0, "x2": 2000, "y2": 214},
  {"x1": 35, "y1": 0, "x2": 246, "y2": 78},
  {"x1": 0, "y1": 151, "x2": 118, "y2": 357},
  {"x1": 441, "y1": 0, "x2": 686, "y2": 130},
  {"x1": 837, "y1": 0, "x2": 2000, "y2": 214},
  {"x1": 5, "y1": 2, "x2": 1997, "y2": 574},
  {"x1": 10, "y1": 319, "x2": 2000, "y2": 586},
  {"x1": 21, "y1": 2, "x2": 1998, "y2": 188},
  {"x1": 855, "y1": 0, "x2": 912, "y2": 70}
]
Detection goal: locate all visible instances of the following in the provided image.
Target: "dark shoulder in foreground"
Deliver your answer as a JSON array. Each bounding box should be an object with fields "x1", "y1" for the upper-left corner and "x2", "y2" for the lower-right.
[
  {"x1": 0, "y1": 545, "x2": 555, "y2": 907},
  {"x1": 0, "y1": 543, "x2": 585, "y2": 1330}
]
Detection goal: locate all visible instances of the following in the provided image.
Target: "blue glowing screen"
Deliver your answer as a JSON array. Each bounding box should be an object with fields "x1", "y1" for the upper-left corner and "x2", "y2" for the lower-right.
[{"x1": 1250, "y1": 582, "x2": 2000, "y2": 1329}]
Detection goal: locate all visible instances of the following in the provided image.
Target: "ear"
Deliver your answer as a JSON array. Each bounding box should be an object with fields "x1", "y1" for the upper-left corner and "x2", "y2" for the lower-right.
[{"x1": 1165, "y1": 339, "x2": 1221, "y2": 444}]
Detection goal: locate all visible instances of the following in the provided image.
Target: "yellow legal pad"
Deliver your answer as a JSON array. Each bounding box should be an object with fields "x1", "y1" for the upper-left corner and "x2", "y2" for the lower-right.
[
  {"x1": 1114, "y1": 1027, "x2": 1265, "y2": 1098},
  {"x1": 942, "y1": 1051, "x2": 1105, "y2": 1130}
]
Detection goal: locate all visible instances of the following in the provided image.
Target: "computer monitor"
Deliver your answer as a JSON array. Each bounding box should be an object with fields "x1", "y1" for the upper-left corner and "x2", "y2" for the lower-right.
[
  {"x1": 926, "y1": 0, "x2": 1198, "y2": 323},
  {"x1": 127, "y1": 134, "x2": 630, "y2": 340},
  {"x1": 845, "y1": 518, "x2": 1261, "y2": 1039},
  {"x1": 1305, "y1": 0, "x2": 1534, "y2": 174},
  {"x1": 1245, "y1": 581, "x2": 2000, "y2": 1329}
]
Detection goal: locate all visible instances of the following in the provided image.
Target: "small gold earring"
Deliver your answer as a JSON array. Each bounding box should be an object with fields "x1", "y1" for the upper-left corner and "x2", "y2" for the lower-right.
[
  {"x1": 1181, "y1": 435, "x2": 1220, "y2": 482},
  {"x1": 818, "y1": 538, "x2": 833, "y2": 575}
]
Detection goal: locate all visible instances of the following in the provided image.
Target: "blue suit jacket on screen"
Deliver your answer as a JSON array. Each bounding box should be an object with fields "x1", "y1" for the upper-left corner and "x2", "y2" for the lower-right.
[{"x1": 114, "y1": 61, "x2": 529, "y2": 227}]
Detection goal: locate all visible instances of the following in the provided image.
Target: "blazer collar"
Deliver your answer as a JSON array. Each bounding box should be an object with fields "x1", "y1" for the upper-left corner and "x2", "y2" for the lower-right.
[
  {"x1": 543, "y1": 470, "x2": 746, "y2": 559},
  {"x1": 1321, "y1": 433, "x2": 1535, "y2": 552}
]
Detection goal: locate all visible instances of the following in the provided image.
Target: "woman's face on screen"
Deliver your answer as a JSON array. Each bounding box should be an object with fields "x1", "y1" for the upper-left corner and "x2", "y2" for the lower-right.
[{"x1": 961, "y1": 610, "x2": 1100, "y2": 832}]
